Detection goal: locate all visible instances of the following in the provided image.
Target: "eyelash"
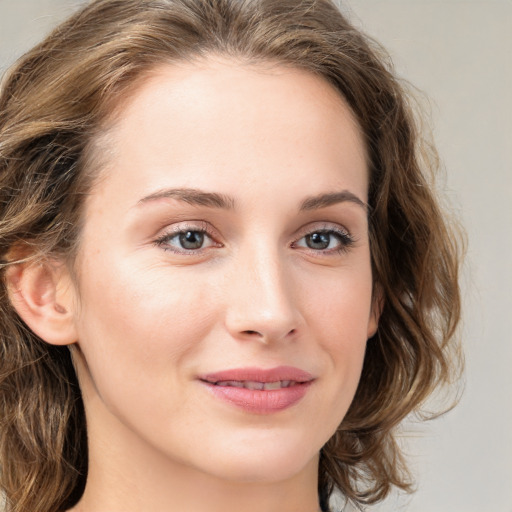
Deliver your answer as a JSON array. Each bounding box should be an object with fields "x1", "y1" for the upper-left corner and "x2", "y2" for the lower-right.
[
  {"x1": 154, "y1": 222, "x2": 219, "y2": 255},
  {"x1": 153, "y1": 223, "x2": 355, "y2": 256},
  {"x1": 291, "y1": 226, "x2": 355, "y2": 255}
]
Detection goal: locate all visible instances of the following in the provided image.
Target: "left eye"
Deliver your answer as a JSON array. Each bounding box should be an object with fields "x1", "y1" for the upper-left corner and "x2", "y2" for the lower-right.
[
  {"x1": 295, "y1": 230, "x2": 353, "y2": 252},
  {"x1": 157, "y1": 230, "x2": 215, "y2": 251}
]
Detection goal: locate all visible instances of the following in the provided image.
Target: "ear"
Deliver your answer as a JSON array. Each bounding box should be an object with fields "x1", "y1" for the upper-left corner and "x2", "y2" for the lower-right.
[
  {"x1": 5, "y1": 260, "x2": 78, "y2": 346},
  {"x1": 367, "y1": 283, "x2": 384, "y2": 339}
]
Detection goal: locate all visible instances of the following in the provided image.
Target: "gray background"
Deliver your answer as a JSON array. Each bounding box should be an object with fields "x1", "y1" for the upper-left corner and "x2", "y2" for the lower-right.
[{"x1": 1, "y1": 1, "x2": 511, "y2": 511}]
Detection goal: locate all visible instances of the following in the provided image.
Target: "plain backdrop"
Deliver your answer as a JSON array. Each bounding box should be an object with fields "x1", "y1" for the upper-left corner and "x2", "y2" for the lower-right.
[{"x1": 1, "y1": 1, "x2": 511, "y2": 511}]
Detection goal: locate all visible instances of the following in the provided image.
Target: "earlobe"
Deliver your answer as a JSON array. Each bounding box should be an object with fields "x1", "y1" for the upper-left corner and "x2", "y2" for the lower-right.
[{"x1": 5, "y1": 260, "x2": 78, "y2": 346}]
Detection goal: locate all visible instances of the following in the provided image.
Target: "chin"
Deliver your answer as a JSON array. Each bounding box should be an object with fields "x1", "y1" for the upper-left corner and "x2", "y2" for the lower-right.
[{"x1": 195, "y1": 431, "x2": 320, "y2": 484}]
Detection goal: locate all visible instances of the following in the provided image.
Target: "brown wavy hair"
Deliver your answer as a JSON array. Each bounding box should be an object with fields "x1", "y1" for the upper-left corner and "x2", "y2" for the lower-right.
[{"x1": 0, "y1": 1, "x2": 463, "y2": 511}]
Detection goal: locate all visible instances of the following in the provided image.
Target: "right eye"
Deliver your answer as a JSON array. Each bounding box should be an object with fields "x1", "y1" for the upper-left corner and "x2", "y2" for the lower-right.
[{"x1": 154, "y1": 226, "x2": 219, "y2": 254}]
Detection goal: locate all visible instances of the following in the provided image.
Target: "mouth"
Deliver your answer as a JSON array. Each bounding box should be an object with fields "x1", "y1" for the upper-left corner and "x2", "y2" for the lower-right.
[
  {"x1": 198, "y1": 366, "x2": 315, "y2": 414},
  {"x1": 199, "y1": 365, "x2": 314, "y2": 387},
  {"x1": 210, "y1": 380, "x2": 302, "y2": 390}
]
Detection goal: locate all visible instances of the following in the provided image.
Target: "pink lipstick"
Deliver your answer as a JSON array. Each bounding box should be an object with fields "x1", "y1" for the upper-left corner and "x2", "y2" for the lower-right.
[{"x1": 198, "y1": 366, "x2": 314, "y2": 414}]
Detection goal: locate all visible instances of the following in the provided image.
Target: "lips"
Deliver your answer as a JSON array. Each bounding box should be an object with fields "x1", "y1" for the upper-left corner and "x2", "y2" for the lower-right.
[
  {"x1": 198, "y1": 366, "x2": 314, "y2": 414},
  {"x1": 200, "y1": 366, "x2": 314, "y2": 384}
]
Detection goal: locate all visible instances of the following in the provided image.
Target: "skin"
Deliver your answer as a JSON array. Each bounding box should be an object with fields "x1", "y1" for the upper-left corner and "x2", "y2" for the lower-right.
[{"x1": 17, "y1": 57, "x2": 380, "y2": 512}]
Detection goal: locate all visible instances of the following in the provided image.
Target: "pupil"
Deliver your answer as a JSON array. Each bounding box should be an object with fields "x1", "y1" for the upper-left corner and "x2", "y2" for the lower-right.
[
  {"x1": 179, "y1": 231, "x2": 204, "y2": 250},
  {"x1": 306, "y1": 232, "x2": 330, "y2": 250}
]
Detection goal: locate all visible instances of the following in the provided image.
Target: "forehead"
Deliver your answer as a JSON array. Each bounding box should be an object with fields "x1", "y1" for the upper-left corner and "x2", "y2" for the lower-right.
[{"x1": 87, "y1": 57, "x2": 368, "y2": 209}]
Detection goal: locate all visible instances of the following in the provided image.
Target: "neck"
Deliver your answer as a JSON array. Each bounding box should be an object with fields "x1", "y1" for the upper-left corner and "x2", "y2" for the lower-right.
[{"x1": 75, "y1": 462, "x2": 321, "y2": 512}]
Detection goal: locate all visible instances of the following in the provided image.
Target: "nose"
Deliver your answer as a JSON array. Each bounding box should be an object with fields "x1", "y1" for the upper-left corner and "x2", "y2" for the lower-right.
[{"x1": 224, "y1": 248, "x2": 302, "y2": 344}]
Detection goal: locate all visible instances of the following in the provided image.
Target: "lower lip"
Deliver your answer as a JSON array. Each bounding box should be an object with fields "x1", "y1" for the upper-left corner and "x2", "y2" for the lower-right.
[{"x1": 202, "y1": 381, "x2": 312, "y2": 414}]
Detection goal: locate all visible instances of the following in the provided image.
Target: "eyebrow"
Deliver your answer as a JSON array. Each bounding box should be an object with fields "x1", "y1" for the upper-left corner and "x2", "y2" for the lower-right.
[
  {"x1": 136, "y1": 187, "x2": 367, "y2": 212},
  {"x1": 137, "y1": 188, "x2": 235, "y2": 209},
  {"x1": 299, "y1": 190, "x2": 368, "y2": 212}
]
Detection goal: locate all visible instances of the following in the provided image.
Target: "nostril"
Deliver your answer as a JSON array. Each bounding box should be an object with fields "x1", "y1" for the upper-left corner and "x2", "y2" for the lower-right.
[{"x1": 242, "y1": 328, "x2": 296, "y2": 338}]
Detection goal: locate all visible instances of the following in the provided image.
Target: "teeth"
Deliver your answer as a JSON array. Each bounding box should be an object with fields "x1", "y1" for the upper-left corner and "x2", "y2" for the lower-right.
[
  {"x1": 214, "y1": 380, "x2": 298, "y2": 389},
  {"x1": 263, "y1": 381, "x2": 282, "y2": 390},
  {"x1": 245, "y1": 381, "x2": 265, "y2": 390},
  {"x1": 217, "y1": 380, "x2": 244, "y2": 388}
]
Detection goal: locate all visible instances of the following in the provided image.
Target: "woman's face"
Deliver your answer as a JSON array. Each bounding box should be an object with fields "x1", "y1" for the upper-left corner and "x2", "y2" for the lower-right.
[{"x1": 69, "y1": 58, "x2": 378, "y2": 483}]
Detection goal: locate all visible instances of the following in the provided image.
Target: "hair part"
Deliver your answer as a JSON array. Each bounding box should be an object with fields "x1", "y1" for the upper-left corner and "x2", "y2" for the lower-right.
[{"x1": 0, "y1": 1, "x2": 463, "y2": 511}]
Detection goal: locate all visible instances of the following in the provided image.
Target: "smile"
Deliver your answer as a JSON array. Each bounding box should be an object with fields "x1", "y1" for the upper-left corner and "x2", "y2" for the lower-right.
[
  {"x1": 213, "y1": 380, "x2": 298, "y2": 390},
  {"x1": 199, "y1": 366, "x2": 315, "y2": 414}
]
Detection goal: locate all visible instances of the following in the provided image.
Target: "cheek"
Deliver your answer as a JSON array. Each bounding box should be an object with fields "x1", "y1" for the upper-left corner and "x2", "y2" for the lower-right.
[
  {"x1": 79, "y1": 253, "x2": 213, "y2": 340},
  {"x1": 73, "y1": 257, "x2": 218, "y2": 409},
  {"x1": 305, "y1": 262, "x2": 374, "y2": 343},
  {"x1": 304, "y1": 267, "x2": 372, "y2": 395}
]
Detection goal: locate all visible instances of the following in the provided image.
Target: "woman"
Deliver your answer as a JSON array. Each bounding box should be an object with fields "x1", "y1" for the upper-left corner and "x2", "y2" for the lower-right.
[{"x1": 0, "y1": 1, "x2": 463, "y2": 511}]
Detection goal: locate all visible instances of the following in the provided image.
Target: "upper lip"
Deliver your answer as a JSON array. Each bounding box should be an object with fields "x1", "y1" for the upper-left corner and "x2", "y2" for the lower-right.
[{"x1": 199, "y1": 366, "x2": 315, "y2": 384}]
